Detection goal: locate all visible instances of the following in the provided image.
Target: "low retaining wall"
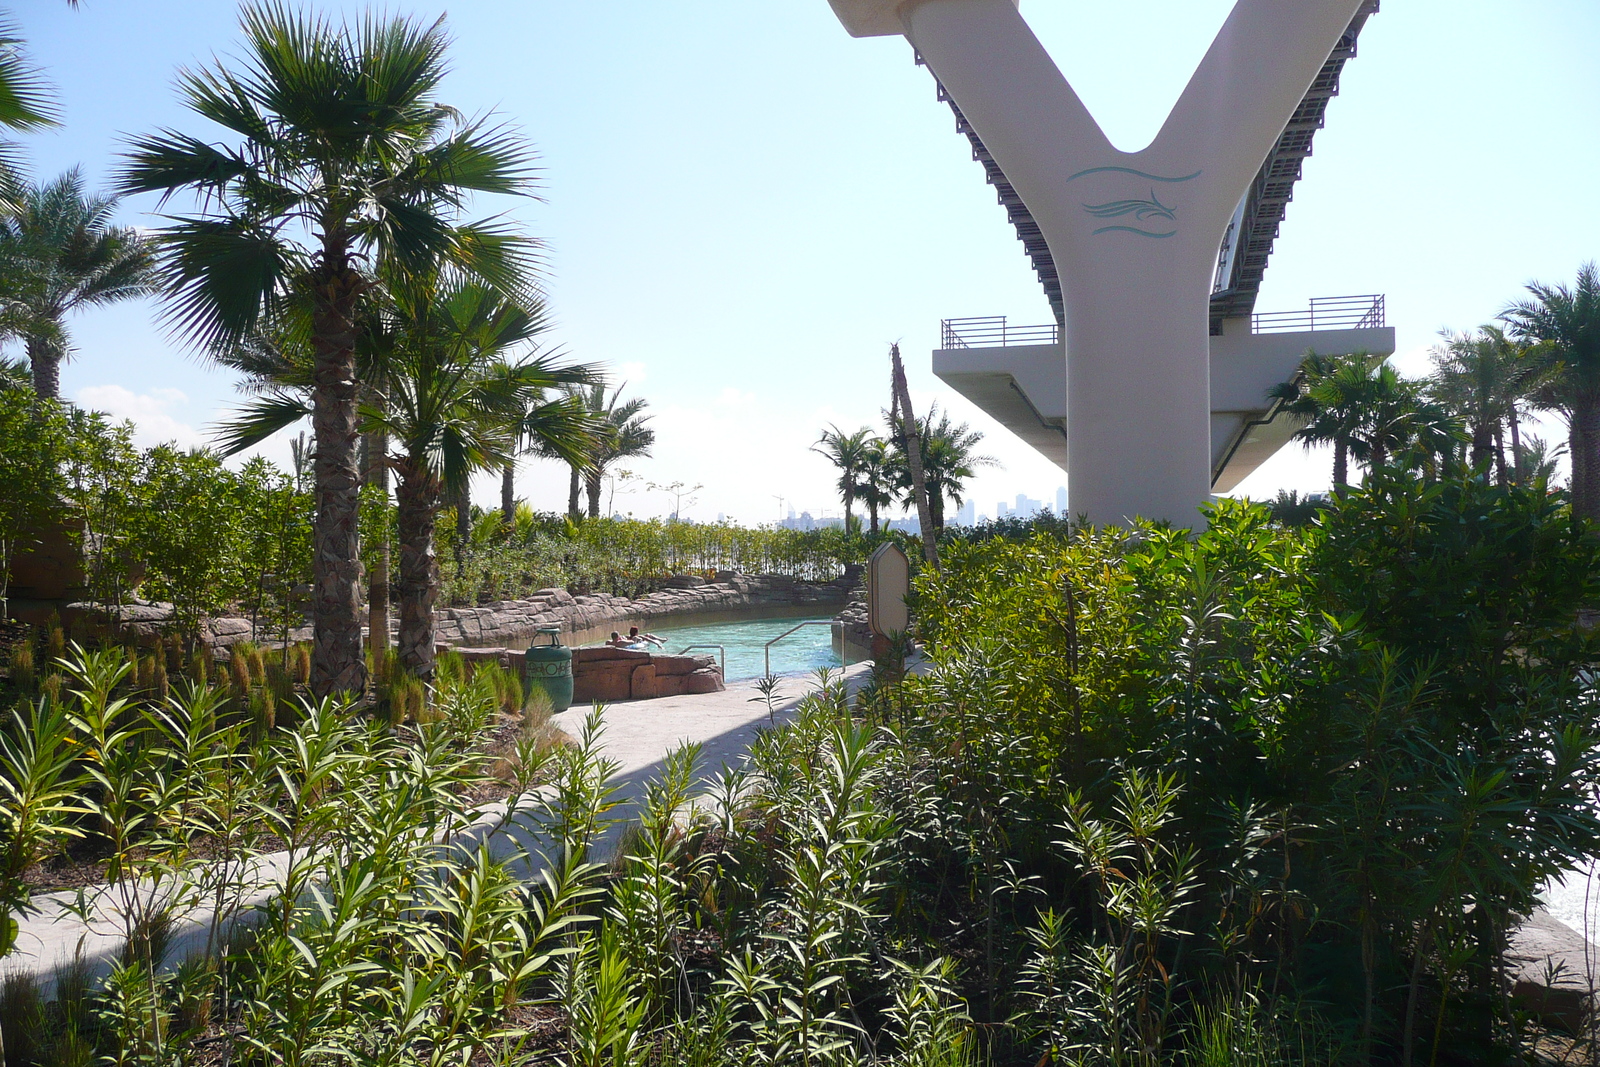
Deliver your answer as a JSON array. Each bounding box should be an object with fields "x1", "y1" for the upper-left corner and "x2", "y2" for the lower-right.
[
  {"x1": 42, "y1": 573, "x2": 852, "y2": 656},
  {"x1": 452, "y1": 644, "x2": 724, "y2": 704},
  {"x1": 436, "y1": 573, "x2": 853, "y2": 650}
]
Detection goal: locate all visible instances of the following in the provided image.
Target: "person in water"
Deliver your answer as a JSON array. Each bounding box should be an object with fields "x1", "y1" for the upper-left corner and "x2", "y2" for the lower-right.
[
  {"x1": 629, "y1": 626, "x2": 665, "y2": 648},
  {"x1": 606, "y1": 631, "x2": 630, "y2": 647}
]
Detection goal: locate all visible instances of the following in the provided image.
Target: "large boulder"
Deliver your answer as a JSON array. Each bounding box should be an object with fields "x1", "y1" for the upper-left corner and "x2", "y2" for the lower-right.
[{"x1": 1508, "y1": 910, "x2": 1597, "y2": 1032}]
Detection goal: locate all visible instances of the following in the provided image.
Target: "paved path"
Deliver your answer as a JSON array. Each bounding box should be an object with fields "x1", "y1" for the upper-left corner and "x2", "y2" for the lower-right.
[{"x1": 0, "y1": 664, "x2": 874, "y2": 985}]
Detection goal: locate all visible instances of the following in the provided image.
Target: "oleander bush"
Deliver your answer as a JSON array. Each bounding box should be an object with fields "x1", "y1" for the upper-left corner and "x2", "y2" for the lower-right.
[{"x1": 2, "y1": 471, "x2": 1598, "y2": 1066}]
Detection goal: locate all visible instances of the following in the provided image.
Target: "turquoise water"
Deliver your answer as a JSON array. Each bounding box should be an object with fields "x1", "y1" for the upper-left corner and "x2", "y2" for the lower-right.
[{"x1": 647, "y1": 615, "x2": 841, "y2": 682}]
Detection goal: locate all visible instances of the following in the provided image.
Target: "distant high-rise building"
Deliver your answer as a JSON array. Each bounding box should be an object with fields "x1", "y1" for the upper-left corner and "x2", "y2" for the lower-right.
[
  {"x1": 997, "y1": 501, "x2": 1010, "y2": 519},
  {"x1": 1015, "y1": 493, "x2": 1043, "y2": 519},
  {"x1": 1056, "y1": 486, "x2": 1068, "y2": 515},
  {"x1": 956, "y1": 499, "x2": 976, "y2": 527}
]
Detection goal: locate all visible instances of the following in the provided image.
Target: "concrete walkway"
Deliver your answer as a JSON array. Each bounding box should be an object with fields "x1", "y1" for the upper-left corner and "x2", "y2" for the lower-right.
[{"x1": 0, "y1": 664, "x2": 875, "y2": 984}]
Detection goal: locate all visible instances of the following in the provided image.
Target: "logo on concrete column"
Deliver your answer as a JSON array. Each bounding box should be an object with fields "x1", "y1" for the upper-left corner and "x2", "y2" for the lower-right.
[{"x1": 1068, "y1": 166, "x2": 1201, "y2": 239}]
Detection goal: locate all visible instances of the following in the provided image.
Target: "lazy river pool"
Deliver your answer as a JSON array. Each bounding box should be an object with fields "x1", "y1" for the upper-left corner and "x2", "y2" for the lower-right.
[{"x1": 643, "y1": 615, "x2": 842, "y2": 682}]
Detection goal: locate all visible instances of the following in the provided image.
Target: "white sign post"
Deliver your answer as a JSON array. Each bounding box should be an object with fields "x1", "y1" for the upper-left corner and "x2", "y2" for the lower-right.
[{"x1": 867, "y1": 542, "x2": 910, "y2": 642}]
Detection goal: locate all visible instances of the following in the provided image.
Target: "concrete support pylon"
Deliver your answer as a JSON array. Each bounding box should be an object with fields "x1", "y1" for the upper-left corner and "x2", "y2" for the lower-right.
[{"x1": 827, "y1": 0, "x2": 1366, "y2": 526}]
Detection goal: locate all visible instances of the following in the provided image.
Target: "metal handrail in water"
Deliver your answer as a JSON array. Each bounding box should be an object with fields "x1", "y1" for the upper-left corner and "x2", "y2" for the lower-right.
[
  {"x1": 677, "y1": 644, "x2": 726, "y2": 677},
  {"x1": 763, "y1": 620, "x2": 843, "y2": 678}
]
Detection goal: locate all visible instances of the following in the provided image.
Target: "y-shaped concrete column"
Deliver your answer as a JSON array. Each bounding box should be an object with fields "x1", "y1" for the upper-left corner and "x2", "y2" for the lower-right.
[{"x1": 828, "y1": 0, "x2": 1365, "y2": 525}]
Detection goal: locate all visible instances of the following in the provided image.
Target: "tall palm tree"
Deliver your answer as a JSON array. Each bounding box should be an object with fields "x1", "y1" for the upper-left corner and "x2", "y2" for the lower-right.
[
  {"x1": 1428, "y1": 325, "x2": 1544, "y2": 482},
  {"x1": 888, "y1": 403, "x2": 995, "y2": 533},
  {"x1": 571, "y1": 383, "x2": 653, "y2": 520},
  {"x1": 220, "y1": 277, "x2": 598, "y2": 678},
  {"x1": 0, "y1": 169, "x2": 156, "y2": 398},
  {"x1": 856, "y1": 436, "x2": 895, "y2": 536},
  {"x1": 1503, "y1": 262, "x2": 1600, "y2": 521},
  {"x1": 811, "y1": 424, "x2": 874, "y2": 533},
  {"x1": 120, "y1": 6, "x2": 538, "y2": 696}
]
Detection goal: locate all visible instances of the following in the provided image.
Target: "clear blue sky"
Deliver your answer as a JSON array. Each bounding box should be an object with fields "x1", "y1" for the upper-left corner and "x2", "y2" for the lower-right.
[{"x1": 11, "y1": 0, "x2": 1600, "y2": 523}]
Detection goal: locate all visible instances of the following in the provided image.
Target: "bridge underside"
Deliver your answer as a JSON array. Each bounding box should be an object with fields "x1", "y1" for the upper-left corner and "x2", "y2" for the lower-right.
[{"x1": 927, "y1": 1, "x2": 1384, "y2": 493}]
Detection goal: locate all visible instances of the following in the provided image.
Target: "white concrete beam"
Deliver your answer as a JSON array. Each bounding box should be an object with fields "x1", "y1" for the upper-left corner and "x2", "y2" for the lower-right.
[{"x1": 934, "y1": 322, "x2": 1396, "y2": 498}]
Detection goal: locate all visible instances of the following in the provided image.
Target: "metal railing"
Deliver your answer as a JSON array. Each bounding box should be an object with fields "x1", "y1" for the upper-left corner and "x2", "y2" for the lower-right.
[
  {"x1": 1251, "y1": 294, "x2": 1385, "y2": 334},
  {"x1": 676, "y1": 644, "x2": 725, "y2": 677},
  {"x1": 941, "y1": 295, "x2": 1383, "y2": 347},
  {"x1": 763, "y1": 620, "x2": 847, "y2": 678},
  {"x1": 941, "y1": 316, "x2": 1060, "y2": 349}
]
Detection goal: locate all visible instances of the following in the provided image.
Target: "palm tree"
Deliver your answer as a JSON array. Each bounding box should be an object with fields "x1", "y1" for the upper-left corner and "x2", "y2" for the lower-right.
[
  {"x1": 120, "y1": 6, "x2": 538, "y2": 696},
  {"x1": 571, "y1": 383, "x2": 653, "y2": 519},
  {"x1": 856, "y1": 436, "x2": 895, "y2": 536},
  {"x1": 501, "y1": 383, "x2": 593, "y2": 524},
  {"x1": 1514, "y1": 435, "x2": 1566, "y2": 485},
  {"x1": 888, "y1": 403, "x2": 995, "y2": 533},
  {"x1": 0, "y1": 170, "x2": 156, "y2": 399},
  {"x1": 889, "y1": 342, "x2": 938, "y2": 566},
  {"x1": 811, "y1": 425, "x2": 874, "y2": 533},
  {"x1": 220, "y1": 277, "x2": 598, "y2": 679},
  {"x1": 1271, "y1": 351, "x2": 1378, "y2": 488},
  {"x1": 1428, "y1": 325, "x2": 1544, "y2": 482},
  {"x1": 1351, "y1": 364, "x2": 1459, "y2": 473},
  {"x1": 1502, "y1": 262, "x2": 1600, "y2": 521}
]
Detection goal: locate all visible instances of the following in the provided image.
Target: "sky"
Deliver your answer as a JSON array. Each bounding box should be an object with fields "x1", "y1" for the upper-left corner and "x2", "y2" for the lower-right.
[{"x1": 9, "y1": 0, "x2": 1600, "y2": 525}]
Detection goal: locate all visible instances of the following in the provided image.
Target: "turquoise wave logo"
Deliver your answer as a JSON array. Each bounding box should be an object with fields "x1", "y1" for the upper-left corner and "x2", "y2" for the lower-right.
[
  {"x1": 1082, "y1": 190, "x2": 1177, "y2": 238},
  {"x1": 1069, "y1": 166, "x2": 1198, "y2": 239}
]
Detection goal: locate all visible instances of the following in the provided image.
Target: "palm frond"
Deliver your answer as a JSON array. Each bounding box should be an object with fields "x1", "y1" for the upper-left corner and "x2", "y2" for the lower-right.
[
  {"x1": 212, "y1": 389, "x2": 312, "y2": 455},
  {"x1": 154, "y1": 216, "x2": 297, "y2": 352},
  {"x1": 0, "y1": 15, "x2": 58, "y2": 132}
]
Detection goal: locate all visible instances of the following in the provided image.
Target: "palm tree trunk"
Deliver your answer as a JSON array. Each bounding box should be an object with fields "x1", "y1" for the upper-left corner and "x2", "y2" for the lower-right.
[
  {"x1": 501, "y1": 462, "x2": 516, "y2": 526},
  {"x1": 394, "y1": 462, "x2": 440, "y2": 679},
  {"x1": 27, "y1": 335, "x2": 60, "y2": 402},
  {"x1": 1509, "y1": 410, "x2": 1523, "y2": 481},
  {"x1": 586, "y1": 469, "x2": 602, "y2": 519},
  {"x1": 1470, "y1": 422, "x2": 1492, "y2": 473},
  {"x1": 363, "y1": 419, "x2": 391, "y2": 661},
  {"x1": 1333, "y1": 438, "x2": 1348, "y2": 490},
  {"x1": 891, "y1": 343, "x2": 939, "y2": 570},
  {"x1": 1576, "y1": 398, "x2": 1600, "y2": 524},
  {"x1": 868, "y1": 499, "x2": 880, "y2": 536},
  {"x1": 1493, "y1": 427, "x2": 1507, "y2": 487},
  {"x1": 308, "y1": 261, "x2": 367, "y2": 698},
  {"x1": 568, "y1": 465, "x2": 582, "y2": 520},
  {"x1": 843, "y1": 489, "x2": 854, "y2": 534}
]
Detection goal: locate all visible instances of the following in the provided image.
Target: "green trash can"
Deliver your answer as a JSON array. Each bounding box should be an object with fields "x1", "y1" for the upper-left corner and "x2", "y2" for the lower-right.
[{"x1": 523, "y1": 626, "x2": 574, "y2": 712}]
